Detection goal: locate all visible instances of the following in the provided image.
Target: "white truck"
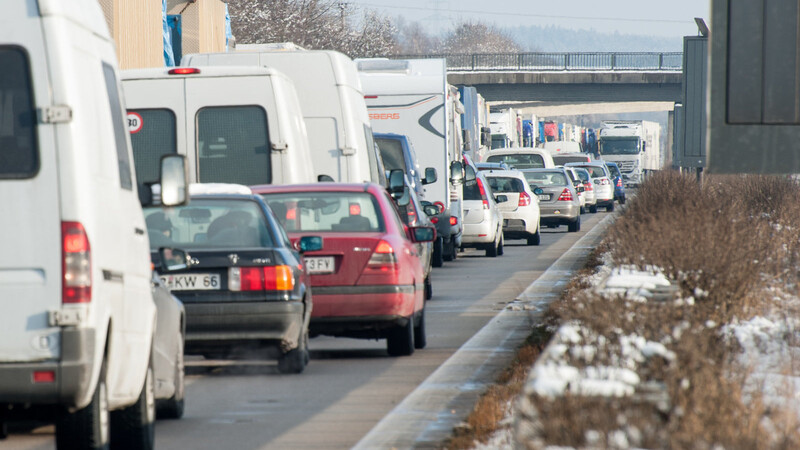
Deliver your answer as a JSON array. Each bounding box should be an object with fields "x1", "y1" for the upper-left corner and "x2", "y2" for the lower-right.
[
  {"x1": 357, "y1": 58, "x2": 466, "y2": 263},
  {"x1": 490, "y1": 109, "x2": 519, "y2": 149},
  {"x1": 598, "y1": 120, "x2": 662, "y2": 187},
  {"x1": 0, "y1": 0, "x2": 188, "y2": 447},
  {"x1": 183, "y1": 44, "x2": 385, "y2": 185}
]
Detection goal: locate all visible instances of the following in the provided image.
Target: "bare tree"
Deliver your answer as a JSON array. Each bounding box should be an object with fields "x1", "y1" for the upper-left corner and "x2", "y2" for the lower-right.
[
  {"x1": 227, "y1": 0, "x2": 398, "y2": 58},
  {"x1": 443, "y1": 21, "x2": 522, "y2": 54},
  {"x1": 394, "y1": 19, "x2": 441, "y2": 55}
]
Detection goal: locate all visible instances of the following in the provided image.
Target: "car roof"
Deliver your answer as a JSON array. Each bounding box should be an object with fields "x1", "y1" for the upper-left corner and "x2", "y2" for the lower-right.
[
  {"x1": 488, "y1": 148, "x2": 549, "y2": 155},
  {"x1": 189, "y1": 183, "x2": 253, "y2": 196},
  {"x1": 481, "y1": 169, "x2": 527, "y2": 179},
  {"x1": 251, "y1": 182, "x2": 376, "y2": 194}
]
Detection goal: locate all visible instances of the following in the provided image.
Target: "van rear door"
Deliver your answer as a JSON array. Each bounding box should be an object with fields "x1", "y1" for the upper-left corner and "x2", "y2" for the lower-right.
[{"x1": 0, "y1": 10, "x2": 63, "y2": 362}]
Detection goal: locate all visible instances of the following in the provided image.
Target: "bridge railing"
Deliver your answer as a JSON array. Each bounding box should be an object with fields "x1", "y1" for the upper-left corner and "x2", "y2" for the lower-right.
[{"x1": 391, "y1": 52, "x2": 683, "y2": 71}]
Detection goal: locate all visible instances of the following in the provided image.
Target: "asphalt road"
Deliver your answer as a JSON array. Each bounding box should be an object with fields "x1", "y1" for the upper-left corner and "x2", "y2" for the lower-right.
[{"x1": 4, "y1": 212, "x2": 610, "y2": 450}]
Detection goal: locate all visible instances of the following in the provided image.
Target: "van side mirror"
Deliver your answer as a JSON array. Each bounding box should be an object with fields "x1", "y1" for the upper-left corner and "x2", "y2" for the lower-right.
[
  {"x1": 410, "y1": 226, "x2": 435, "y2": 243},
  {"x1": 395, "y1": 187, "x2": 410, "y2": 206},
  {"x1": 298, "y1": 236, "x2": 323, "y2": 253},
  {"x1": 449, "y1": 161, "x2": 464, "y2": 185},
  {"x1": 423, "y1": 167, "x2": 437, "y2": 185},
  {"x1": 388, "y1": 169, "x2": 405, "y2": 198},
  {"x1": 160, "y1": 155, "x2": 188, "y2": 207},
  {"x1": 318, "y1": 174, "x2": 335, "y2": 182}
]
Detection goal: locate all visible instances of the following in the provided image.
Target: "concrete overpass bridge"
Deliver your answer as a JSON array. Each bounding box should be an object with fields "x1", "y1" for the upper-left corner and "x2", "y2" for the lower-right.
[{"x1": 394, "y1": 52, "x2": 683, "y2": 106}]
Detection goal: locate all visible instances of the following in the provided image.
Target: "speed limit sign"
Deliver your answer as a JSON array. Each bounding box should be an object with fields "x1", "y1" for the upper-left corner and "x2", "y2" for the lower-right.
[{"x1": 127, "y1": 112, "x2": 143, "y2": 134}]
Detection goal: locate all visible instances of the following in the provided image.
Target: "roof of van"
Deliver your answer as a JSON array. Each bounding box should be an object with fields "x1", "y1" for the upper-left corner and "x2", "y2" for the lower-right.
[
  {"x1": 38, "y1": 0, "x2": 110, "y2": 41},
  {"x1": 121, "y1": 66, "x2": 284, "y2": 81},
  {"x1": 488, "y1": 148, "x2": 550, "y2": 156},
  {"x1": 356, "y1": 59, "x2": 446, "y2": 95}
]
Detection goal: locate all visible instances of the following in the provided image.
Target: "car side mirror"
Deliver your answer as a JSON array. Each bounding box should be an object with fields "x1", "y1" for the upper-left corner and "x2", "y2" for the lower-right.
[
  {"x1": 423, "y1": 204, "x2": 439, "y2": 216},
  {"x1": 464, "y1": 165, "x2": 476, "y2": 183},
  {"x1": 576, "y1": 186, "x2": 585, "y2": 193},
  {"x1": 423, "y1": 167, "x2": 437, "y2": 185},
  {"x1": 495, "y1": 195, "x2": 508, "y2": 203},
  {"x1": 318, "y1": 174, "x2": 335, "y2": 182},
  {"x1": 533, "y1": 187, "x2": 544, "y2": 195},
  {"x1": 449, "y1": 161, "x2": 464, "y2": 185},
  {"x1": 160, "y1": 155, "x2": 189, "y2": 207},
  {"x1": 388, "y1": 169, "x2": 405, "y2": 198},
  {"x1": 410, "y1": 226, "x2": 435, "y2": 243},
  {"x1": 158, "y1": 247, "x2": 188, "y2": 272},
  {"x1": 298, "y1": 236, "x2": 323, "y2": 253}
]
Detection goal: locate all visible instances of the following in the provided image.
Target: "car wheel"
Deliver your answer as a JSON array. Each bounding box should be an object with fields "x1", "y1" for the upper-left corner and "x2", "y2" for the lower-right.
[
  {"x1": 607, "y1": 202, "x2": 615, "y2": 212},
  {"x1": 111, "y1": 363, "x2": 155, "y2": 450},
  {"x1": 486, "y1": 235, "x2": 499, "y2": 257},
  {"x1": 620, "y1": 196, "x2": 627, "y2": 205},
  {"x1": 497, "y1": 233, "x2": 504, "y2": 256},
  {"x1": 442, "y1": 238, "x2": 455, "y2": 262},
  {"x1": 527, "y1": 227, "x2": 541, "y2": 246},
  {"x1": 387, "y1": 315, "x2": 415, "y2": 356},
  {"x1": 413, "y1": 308, "x2": 427, "y2": 349},
  {"x1": 580, "y1": 206, "x2": 586, "y2": 214},
  {"x1": 277, "y1": 331, "x2": 309, "y2": 374},
  {"x1": 424, "y1": 275, "x2": 433, "y2": 300},
  {"x1": 431, "y1": 237, "x2": 444, "y2": 268},
  {"x1": 589, "y1": 204, "x2": 598, "y2": 213},
  {"x1": 56, "y1": 366, "x2": 110, "y2": 450},
  {"x1": 568, "y1": 216, "x2": 581, "y2": 233},
  {"x1": 158, "y1": 332, "x2": 185, "y2": 420}
]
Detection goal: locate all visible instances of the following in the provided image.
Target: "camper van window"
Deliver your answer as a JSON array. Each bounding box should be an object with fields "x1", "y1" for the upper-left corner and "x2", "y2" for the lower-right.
[
  {"x1": 0, "y1": 47, "x2": 38, "y2": 179},
  {"x1": 375, "y1": 138, "x2": 405, "y2": 171},
  {"x1": 364, "y1": 125, "x2": 384, "y2": 184},
  {"x1": 129, "y1": 108, "x2": 177, "y2": 185},
  {"x1": 102, "y1": 62, "x2": 133, "y2": 190},
  {"x1": 196, "y1": 106, "x2": 270, "y2": 186}
]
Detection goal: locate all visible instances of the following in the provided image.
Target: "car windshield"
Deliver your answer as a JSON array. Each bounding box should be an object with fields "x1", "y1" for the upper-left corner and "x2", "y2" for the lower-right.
[
  {"x1": 600, "y1": 138, "x2": 639, "y2": 155},
  {"x1": 486, "y1": 176, "x2": 525, "y2": 193},
  {"x1": 144, "y1": 199, "x2": 273, "y2": 250},
  {"x1": 375, "y1": 138, "x2": 406, "y2": 172},
  {"x1": 523, "y1": 171, "x2": 568, "y2": 187},
  {"x1": 260, "y1": 192, "x2": 384, "y2": 233},
  {"x1": 486, "y1": 153, "x2": 545, "y2": 169}
]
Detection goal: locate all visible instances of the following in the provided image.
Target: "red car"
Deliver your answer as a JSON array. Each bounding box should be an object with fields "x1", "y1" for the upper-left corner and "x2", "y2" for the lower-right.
[{"x1": 253, "y1": 183, "x2": 435, "y2": 356}]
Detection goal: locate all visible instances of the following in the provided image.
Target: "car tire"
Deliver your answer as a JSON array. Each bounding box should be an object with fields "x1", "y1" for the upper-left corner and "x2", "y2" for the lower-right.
[
  {"x1": 527, "y1": 227, "x2": 541, "y2": 246},
  {"x1": 589, "y1": 204, "x2": 598, "y2": 213},
  {"x1": 431, "y1": 237, "x2": 444, "y2": 268},
  {"x1": 424, "y1": 275, "x2": 433, "y2": 300},
  {"x1": 607, "y1": 202, "x2": 615, "y2": 212},
  {"x1": 387, "y1": 315, "x2": 415, "y2": 356},
  {"x1": 497, "y1": 234, "x2": 504, "y2": 256},
  {"x1": 620, "y1": 196, "x2": 626, "y2": 205},
  {"x1": 580, "y1": 206, "x2": 586, "y2": 214},
  {"x1": 442, "y1": 238, "x2": 455, "y2": 262},
  {"x1": 157, "y1": 332, "x2": 185, "y2": 420},
  {"x1": 56, "y1": 366, "x2": 110, "y2": 450},
  {"x1": 277, "y1": 331, "x2": 309, "y2": 374},
  {"x1": 568, "y1": 216, "x2": 581, "y2": 233},
  {"x1": 110, "y1": 363, "x2": 155, "y2": 450},
  {"x1": 413, "y1": 308, "x2": 427, "y2": 349},
  {"x1": 486, "y1": 235, "x2": 499, "y2": 257}
]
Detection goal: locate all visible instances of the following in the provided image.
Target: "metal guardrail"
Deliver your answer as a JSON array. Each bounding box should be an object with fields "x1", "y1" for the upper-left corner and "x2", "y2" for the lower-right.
[{"x1": 392, "y1": 52, "x2": 683, "y2": 72}]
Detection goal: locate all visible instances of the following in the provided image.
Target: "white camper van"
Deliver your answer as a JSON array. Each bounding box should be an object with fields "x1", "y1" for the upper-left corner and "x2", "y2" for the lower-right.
[
  {"x1": 122, "y1": 66, "x2": 315, "y2": 186},
  {"x1": 0, "y1": 1, "x2": 187, "y2": 447},
  {"x1": 357, "y1": 58, "x2": 466, "y2": 262},
  {"x1": 182, "y1": 44, "x2": 385, "y2": 185}
]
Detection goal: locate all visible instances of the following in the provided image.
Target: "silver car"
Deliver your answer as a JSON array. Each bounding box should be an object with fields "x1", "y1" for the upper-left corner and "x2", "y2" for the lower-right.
[
  {"x1": 566, "y1": 162, "x2": 615, "y2": 212},
  {"x1": 461, "y1": 171, "x2": 506, "y2": 257},
  {"x1": 151, "y1": 270, "x2": 186, "y2": 419},
  {"x1": 521, "y1": 168, "x2": 582, "y2": 232}
]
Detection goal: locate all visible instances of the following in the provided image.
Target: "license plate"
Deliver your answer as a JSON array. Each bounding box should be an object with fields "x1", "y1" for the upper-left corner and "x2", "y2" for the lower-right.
[
  {"x1": 160, "y1": 273, "x2": 220, "y2": 291},
  {"x1": 305, "y1": 256, "x2": 335, "y2": 274},
  {"x1": 538, "y1": 194, "x2": 551, "y2": 201}
]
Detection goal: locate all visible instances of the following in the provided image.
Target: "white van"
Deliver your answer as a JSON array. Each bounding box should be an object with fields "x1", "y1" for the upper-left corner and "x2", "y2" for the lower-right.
[
  {"x1": 544, "y1": 140, "x2": 583, "y2": 155},
  {"x1": 357, "y1": 58, "x2": 466, "y2": 262},
  {"x1": 182, "y1": 44, "x2": 385, "y2": 184},
  {"x1": 0, "y1": 1, "x2": 187, "y2": 447},
  {"x1": 122, "y1": 66, "x2": 316, "y2": 186}
]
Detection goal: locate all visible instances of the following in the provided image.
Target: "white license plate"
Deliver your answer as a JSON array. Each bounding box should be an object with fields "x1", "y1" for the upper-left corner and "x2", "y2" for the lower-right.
[
  {"x1": 305, "y1": 256, "x2": 335, "y2": 274},
  {"x1": 160, "y1": 273, "x2": 221, "y2": 291},
  {"x1": 538, "y1": 194, "x2": 551, "y2": 201}
]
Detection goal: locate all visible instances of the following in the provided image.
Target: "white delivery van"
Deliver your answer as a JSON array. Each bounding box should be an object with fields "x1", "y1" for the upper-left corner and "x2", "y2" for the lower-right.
[
  {"x1": 0, "y1": 1, "x2": 188, "y2": 447},
  {"x1": 182, "y1": 44, "x2": 385, "y2": 185},
  {"x1": 357, "y1": 58, "x2": 466, "y2": 262},
  {"x1": 122, "y1": 66, "x2": 315, "y2": 186}
]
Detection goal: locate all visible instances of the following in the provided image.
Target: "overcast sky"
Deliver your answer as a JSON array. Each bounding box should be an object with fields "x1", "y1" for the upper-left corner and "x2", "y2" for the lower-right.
[{"x1": 348, "y1": 0, "x2": 712, "y2": 37}]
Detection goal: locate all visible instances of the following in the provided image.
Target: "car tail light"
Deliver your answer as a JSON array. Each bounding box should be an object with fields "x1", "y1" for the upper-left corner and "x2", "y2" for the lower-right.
[
  {"x1": 477, "y1": 178, "x2": 489, "y2": 210},
  {"x1": 449, "y1": 216, "x2": 458, "y2": 226},
  {"x1": 168, "y1": 67, "x2": 201, "y2": 75},
  {"x1": 616, "y1": 178, "x2": 623, "y2": 187},
  {"x1": 229, "y1": 266, "x2": 295, "y2": 292},
  {"x1": 599, "y1": 178, "x2": 611, "y2": 186},
  {"x1": 585, "y1": 182, "x2": 593, "y2": 192},
  {"x1": 33, "y1": 371, "x2": 55, "y2": 383},
  {"x1": 430, "y1": 217, "x2": 439, "y2": 224},
  {"x1": 366, "y1": 240, "x2": 397, "y2": 272},
  {"x1": 62, "y1": 222, "x2": 91, "y2": 304},
  {"x1": 557, "y1": 188, "x2": 573, "y2": 202},
  {"x1": 518, "y1": 191, "x2": 531, "y2": 207}
]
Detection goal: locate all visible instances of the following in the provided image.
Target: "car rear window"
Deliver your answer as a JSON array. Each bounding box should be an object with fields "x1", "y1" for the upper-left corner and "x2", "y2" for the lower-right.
[
  {"x1": 375, "y1": 137, "x2": 405, "y2": 172},
  {"x1": 553, "y1": 155, "x2": 591, "y2": 165},
  {"x1": 0, "y1": 47, "x2": 38, "y2": 179},
  {"x1": 486, "y1": 176, "x2": 525, "y2": 193},
  {"x1": 486, "y1": 153, "x2": 545, "y2": 169},
  {"x1": 144, "y1": 199, "x2": 273, "y2": 250},
  {"x1": 260, "y1": 192, "x2": 385, "y2": 233},
  {"x1": 576, "y1": 166, "x2": 607, "y2": 178},
  {"x1": 197, "y1": 105, "x2": 270, "y2": 185},
  {"x1": 524, "y1": 171, "x2": 568, "y2": 187},
  {"x1": 129, "y1": 108, "x2": 177, "y2": 185}
]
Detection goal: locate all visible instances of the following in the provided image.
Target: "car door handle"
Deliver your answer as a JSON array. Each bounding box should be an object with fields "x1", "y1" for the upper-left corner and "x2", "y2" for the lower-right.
[{"x1": 134, "y1": 227, "x2": 145, "y2": 236}]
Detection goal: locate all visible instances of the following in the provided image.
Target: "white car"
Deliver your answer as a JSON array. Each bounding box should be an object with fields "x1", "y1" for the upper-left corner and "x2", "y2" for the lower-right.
[
  {"x1": 484, "y1": 170, "x2": 543, "y2": 246},
  {"x1": 562, "y1": 167, "x2": 587, "y2": 213},
  {"x1": 566, "y1": 162, "x2": 615, "y2": 212},
  {"x1": 461, "y1": 172, "x2": 505, "y2": 257},
  {"x1": 485, "y1": 148, "x2": 555, "y2": 169},
  {"x1": 571, "y1": 167, "x2": 598, "y2": 213}
]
